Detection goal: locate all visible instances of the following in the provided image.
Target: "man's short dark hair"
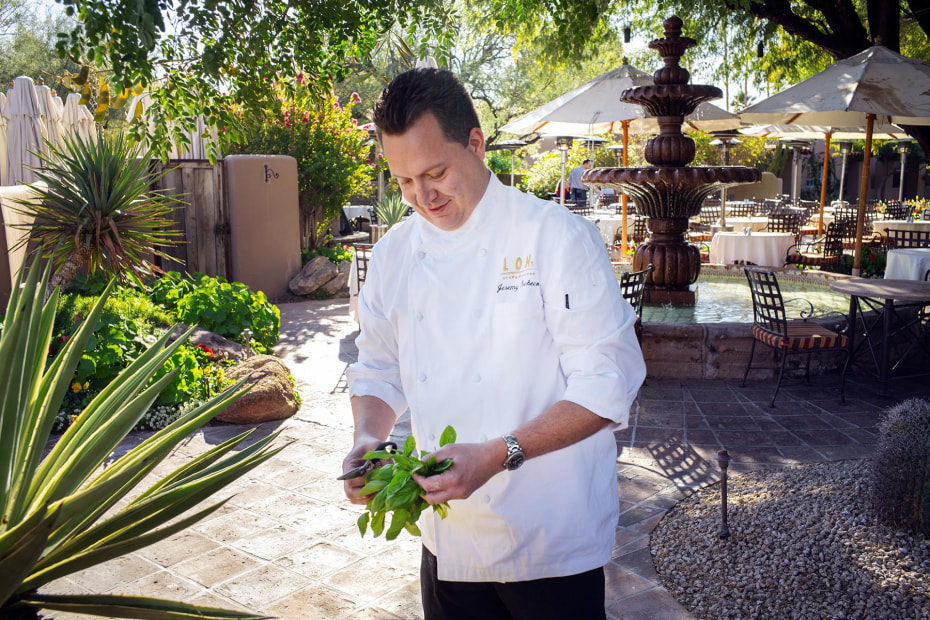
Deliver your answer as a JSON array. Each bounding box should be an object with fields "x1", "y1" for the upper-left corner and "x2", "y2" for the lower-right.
[
  {"x1": 373, "y1": 68, "x2": 480, "y2": 147},
  {"x1": 583, "y1": 159, "x2": 592, "y2": 165}
]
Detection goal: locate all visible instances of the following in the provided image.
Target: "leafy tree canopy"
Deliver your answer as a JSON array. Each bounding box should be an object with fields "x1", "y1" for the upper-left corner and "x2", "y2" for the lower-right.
[{"x1": 54, "y1": 0, "x2": 616, "y2": 161}]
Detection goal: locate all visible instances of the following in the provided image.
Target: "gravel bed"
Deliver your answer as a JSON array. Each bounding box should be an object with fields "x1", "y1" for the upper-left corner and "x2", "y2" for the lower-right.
[{"x1": 650, "y1": 460, "x2": 930, "y2": 619}]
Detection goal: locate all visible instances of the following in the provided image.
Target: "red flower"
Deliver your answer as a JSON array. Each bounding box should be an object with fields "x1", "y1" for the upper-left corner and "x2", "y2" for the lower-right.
[
  {"x1": 351, "y1": 92, "x2": 361, "y2": 103},
  {"x1": 195, "y1": 343, "x2": 215, "y2": 358}
]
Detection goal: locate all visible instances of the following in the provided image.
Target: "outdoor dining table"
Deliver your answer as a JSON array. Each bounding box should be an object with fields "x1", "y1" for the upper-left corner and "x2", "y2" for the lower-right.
[
  {"x1": 884, "y1": 248, "x2": 930, "y2": 281},
  {"x1": 879, "y1": 219, "x2": 930, "y2": 235},
  {"x1": 343, "y1": 205, "x2": 373, "y2": 221},
  {"x1": 829, "y1": 277, "x2": 930, "y2": 394},
  {"x1": 708, "y1": 232, "x2": 796, "y2": 267},
  {"x1": 586, "y1": 211, "x2": 634, "y2": 247},
  {"x1": 724, "y1": 216, "x2": 769, "y2": 232}
]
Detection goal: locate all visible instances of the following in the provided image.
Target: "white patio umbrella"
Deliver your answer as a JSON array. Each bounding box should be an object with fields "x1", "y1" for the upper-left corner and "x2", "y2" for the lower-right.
[
  {"x1": 501, "y1": 59, "x2": 739, "y2": 250},
  {"x1": 35, "y1": 80, "x2": 65, "y2": 150},
  {"x1": 740, "y1": 121, "x2": 909, "y2": 233},
  {"x1": 5, "y1": 76, "x2": 48, "y2": 185},
  {"x1": 0, "y1": 92, "x2": 8, "y2": 185},
  {"x1": 737, "y1": 45, "x2": 930, "y2": 273},
  {"x1": 61, "y1": 92, "x2": 96, "y2": 145}
]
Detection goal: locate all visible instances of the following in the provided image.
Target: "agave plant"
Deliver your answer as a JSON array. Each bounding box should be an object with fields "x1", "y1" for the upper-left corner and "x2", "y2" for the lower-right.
[
  {"x1": 9, "y1": 130, "x2": 185, "y2": 291},
  {"x1": 0, "y1": 261, "x2": 281, "y2": 619},
  {"x1": 374, "y1": 192, "x2": 410, "y2": 230}
]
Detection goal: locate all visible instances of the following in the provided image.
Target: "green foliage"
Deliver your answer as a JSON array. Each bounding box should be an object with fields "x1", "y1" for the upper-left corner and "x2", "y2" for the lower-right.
[
  {"x1": 826, "y1": 248, "x2": 887, "y2": 279},
  {"x1": 0, "y1": 261, "x2": 279, "y2": 619},
  {"x1": 357, "y1": 426, "x2": 457, "y2": 540},
  {"x1": 375, "y1": 193, "x2": 409, "y2": 230},
  {"x1": 301, "y1": 243, "x2": 355, "y2": 268},
  {"x1": 174, "y1": 276, "x2": 280, "y2": 354},
  {"x1": 524, "y1": 150, "x2": 567, "y2": 199},
  {"x1": 872, "y1": 399, "x2": 930, "y2": 536},
  {"x1": 485, "y1": 149, "x2": 515, "y2": 175},
  {"x1": 226, "y1": 81, "x2": 373, "y2": 250},
  {"x1": 8, "y1": 131, "x2": 184, "y2": 287}
]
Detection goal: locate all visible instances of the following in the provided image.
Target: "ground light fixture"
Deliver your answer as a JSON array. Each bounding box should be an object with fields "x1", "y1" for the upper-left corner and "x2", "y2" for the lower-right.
[
  {"x1": 895, "y1": 139, "x2": 915, "y2": 203},
  {"x1": 836, "y1": 140, "x2": 852, "y2": 203}
]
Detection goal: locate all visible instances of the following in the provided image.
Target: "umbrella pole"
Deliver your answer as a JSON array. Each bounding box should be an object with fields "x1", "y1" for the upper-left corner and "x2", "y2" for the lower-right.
[
  {"x1": 510, "y1": 150, "x2": 515, "y2": 187},
  {"x1": 839, "y1": 151, "x2": 848, "y2": 203},
  {"x1": 621, "y1": 120, "x2": 630, "y2": 254},
  {"x1": 560, "y1": 149, "x2": 567, "y2": 207},
  {"x1": 818, "y1": 132, "x2": 832, "y2": 236},
  {"x1": 852, "y1": 114, "x2": 875, "y2": 277}
]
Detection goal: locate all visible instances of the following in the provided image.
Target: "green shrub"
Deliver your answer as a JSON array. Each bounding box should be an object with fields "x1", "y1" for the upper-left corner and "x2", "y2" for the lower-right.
[
  {"x1": 175, "y1": 276, "x2": 280, "y2": 353},
  {"x1": 871, "y1": 398, "x2": 930, "y2": 535},
  {"x1": 147, "y1": 271, "x2": 201, "y2": 312},
  {"x1": 302, "y1": 242, "x2": 354, "y2": 267}
]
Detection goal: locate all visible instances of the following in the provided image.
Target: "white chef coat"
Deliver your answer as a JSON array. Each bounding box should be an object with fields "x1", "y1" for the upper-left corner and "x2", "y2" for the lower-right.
[{"x1": 347, "y1": 174, "x2": 646, "y2": 582}]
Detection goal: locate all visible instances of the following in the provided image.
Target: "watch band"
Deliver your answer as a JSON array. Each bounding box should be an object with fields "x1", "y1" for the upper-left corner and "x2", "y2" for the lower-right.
[{"x1": 502, "y1": 434, "x2": 525, "y2": 471}]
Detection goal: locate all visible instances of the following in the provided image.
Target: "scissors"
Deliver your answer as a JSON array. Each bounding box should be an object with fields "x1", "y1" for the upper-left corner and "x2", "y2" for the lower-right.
[{"x1": 337, "y1": 441, "x2": 397, "y2": 480}]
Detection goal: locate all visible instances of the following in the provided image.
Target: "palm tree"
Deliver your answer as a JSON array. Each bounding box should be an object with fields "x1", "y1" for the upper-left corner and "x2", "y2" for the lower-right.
[{"x1": 10, "y1": 131, "x2": 185, "y2": 292}]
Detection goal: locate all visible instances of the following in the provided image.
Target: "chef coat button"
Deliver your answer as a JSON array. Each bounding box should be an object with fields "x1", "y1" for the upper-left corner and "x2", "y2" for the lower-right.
[
  {"x1": 428, "y1": 433, "x2": 436, "y2": 441},
  {"x1": 474, "y1": 374, "x2": 482, "y2": 383},
  {"x1": 473, "y1": 309, "x2": 482, "y2": 319},
  {"x1": 482, "y1": 494, "x2": 491, "y2": 504},
  {"x1": 419, "y1": 373, "x2": 427, "y2": 382},
  {"x1": 416, "y1": 312, "x2": 424, "y2": 321},
  {"x1": 417, "y1": 251, "x2": 426, "y2": 260},
  {"x1": 480, "y1": 248, "x2": 488, "y2": 257}
]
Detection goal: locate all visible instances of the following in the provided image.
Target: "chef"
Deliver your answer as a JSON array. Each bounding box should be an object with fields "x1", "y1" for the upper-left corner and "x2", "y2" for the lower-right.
[{"x1": 343, "y1": 67, "x2": 645, "y2": 620}]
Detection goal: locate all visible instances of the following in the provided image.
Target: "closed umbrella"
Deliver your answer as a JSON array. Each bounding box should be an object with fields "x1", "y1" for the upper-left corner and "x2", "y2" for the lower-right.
[
  {"x1": 737, "y1": 45, "x2": 930, "y2": 274},
  {"x1": 61, "y1": 92, "x2": 96, "y2": 144},
  {"x1": 501, "y1": 59, "x2": 739, "y2": 251},
  {"x1": 35, "y1": 80, "x2": 65, "y2": 150},
  {"x1": 5, "y1": 76, "x2": 48, "y2": 185}
]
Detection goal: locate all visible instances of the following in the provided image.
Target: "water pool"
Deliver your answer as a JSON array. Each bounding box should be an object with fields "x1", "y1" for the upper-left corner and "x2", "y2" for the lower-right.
[{"x1": 616, "y1": 266, "x2": 850, "y2": 324}]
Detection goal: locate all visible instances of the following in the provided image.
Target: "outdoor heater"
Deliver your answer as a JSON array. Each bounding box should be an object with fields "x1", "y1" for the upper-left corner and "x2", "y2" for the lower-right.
[
  {"x1": 711, "y1": 136, "x2": 740, "y2": 228},
  {"x1": 895, "y1": 140, "x2": 914, "y2": 203},
  {"x1": 556, "y1": 136, "x2": 574, "y2": 206}
]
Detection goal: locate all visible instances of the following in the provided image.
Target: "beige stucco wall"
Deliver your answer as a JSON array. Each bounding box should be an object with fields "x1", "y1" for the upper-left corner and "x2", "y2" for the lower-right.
[
  {"x1": 224, "y1": 155, "x2": 301, "y2": 301},
  {"x1": 0, "y1": 183, "x2": 44, "y2": 309}
]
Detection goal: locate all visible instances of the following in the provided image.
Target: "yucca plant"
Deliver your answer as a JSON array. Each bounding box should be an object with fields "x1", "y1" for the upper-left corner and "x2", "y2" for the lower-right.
[
  {"x1": 374, "y1": 192, "x2": 409, "y2": 230},
  {"x1": 0, "y1": 261, "x2": 281, "y2": 619},
  {"x1": 9, "y1": 130, "x2": 185, "y2": 291}
]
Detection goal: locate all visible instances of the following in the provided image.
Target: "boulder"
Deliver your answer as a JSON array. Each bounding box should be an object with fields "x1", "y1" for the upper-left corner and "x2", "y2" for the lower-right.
[
  {"x1": 168, "y1": 325, "x2": 252, "y2": 361},
  {"x1": 289, "y1": 256, "x2": 338, "y2": 296},
  {"x1": 323, "y1": 259, "x2": 351, "y2": 297},
  {"x1": 215, "y1": 355, "x2": 299, "y2": 424}
]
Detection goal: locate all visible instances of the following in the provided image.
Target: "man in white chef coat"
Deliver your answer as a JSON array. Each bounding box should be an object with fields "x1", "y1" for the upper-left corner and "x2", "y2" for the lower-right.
[{"x1": 342, "y1": 68, "x2": 646, "y2": 620}]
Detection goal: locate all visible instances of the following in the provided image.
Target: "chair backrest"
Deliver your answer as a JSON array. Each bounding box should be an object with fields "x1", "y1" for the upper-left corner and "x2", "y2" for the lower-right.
[
  {"x1": 699, "y1": 204, "x2": 721, "y2": 225},
  {"x1": 767, "y1": 212, "x2": 800, "y2": 235},
  {"x1": 822, "y1": 222, "x2": 844, "y2": 257},
  {"x1": 354, "y1": 243, "x2": 375, "y2": 285},
  {"x1": 729, "y1": 202, "x2": 754, "y2": 217},
  {"x1": 884, "y1": 228, "x2": 930, "y2": 248},
  {"x1": 744, "y1": 267, "x2": 787, "y2": 337},
  {"x1": 620, "y1": 264, "x2": 654, "y2": 321},
  {"x1": 884, "y1": 201, "x2": 911, "y2": 220},
  {"x1": 632, "y1": 216, "x2": 650, "y2": 242}
]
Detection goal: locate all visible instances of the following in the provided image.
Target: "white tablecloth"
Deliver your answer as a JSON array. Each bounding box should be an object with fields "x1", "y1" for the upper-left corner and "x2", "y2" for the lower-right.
[
  {"x1": 884, "y1": 248, "x2": 930, "y2": 281},
  {"x1": 709, "y1": 232, "x2": 796, "y2": 267},
  {"x1": 724, "y1": 217, "x2": 769, "y2": 232},
  {"x1": 586, "y1": 213, "x2": 635, "y2": 246},
  {"x1": 879, "y1": 220, "x2": 930, "y2": 234},
  {"x1": 344, "y1": 205, "x2": 373, "y2": 220}
]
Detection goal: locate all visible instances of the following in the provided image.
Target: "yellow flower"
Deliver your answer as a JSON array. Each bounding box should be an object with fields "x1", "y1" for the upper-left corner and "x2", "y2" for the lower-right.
[
  {"x1": 83, "y1": 381, "x2": 90, "y2": 390},
  {"x1": 71, "y1": 382, "x2": 82, "y2": 393},
  {"x1": 70, "y1": 414, "x2": 80, "y2": 424}
]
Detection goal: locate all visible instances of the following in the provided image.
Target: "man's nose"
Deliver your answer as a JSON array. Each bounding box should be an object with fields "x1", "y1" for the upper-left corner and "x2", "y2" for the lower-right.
[{"x1": 413, "y1": 180, "x2": 438, "y2": 207}]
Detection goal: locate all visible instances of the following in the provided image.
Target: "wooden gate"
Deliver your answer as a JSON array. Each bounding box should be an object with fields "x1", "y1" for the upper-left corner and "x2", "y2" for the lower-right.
[{"x1": 153, "y1": 160, "x2": 229, "y2": 278}]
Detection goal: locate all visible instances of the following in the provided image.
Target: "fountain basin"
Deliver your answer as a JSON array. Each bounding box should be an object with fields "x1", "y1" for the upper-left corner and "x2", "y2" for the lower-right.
[{"x1": 616, "y1": 265, "x2": 853, "y2": 379}]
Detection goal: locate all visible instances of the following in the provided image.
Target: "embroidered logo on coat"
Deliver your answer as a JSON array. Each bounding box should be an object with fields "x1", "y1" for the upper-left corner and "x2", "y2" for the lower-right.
[{"x1": 497, "y1": 254, "x2": 539, "y2": 294}]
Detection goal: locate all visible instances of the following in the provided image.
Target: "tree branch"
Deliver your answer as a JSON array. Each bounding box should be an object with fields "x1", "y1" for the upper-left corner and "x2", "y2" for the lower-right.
[
  {"x1": 745, "y1": 0, "x2": 870, "y2": 58},
  {"x1": 904, "y1": 0, "x2": 930, "y2": 40}
]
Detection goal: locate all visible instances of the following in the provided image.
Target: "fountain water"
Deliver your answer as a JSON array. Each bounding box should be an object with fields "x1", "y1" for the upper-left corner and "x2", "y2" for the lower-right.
[{"x1": 584, "y1": 16, "x2": 760, "y2": 305}]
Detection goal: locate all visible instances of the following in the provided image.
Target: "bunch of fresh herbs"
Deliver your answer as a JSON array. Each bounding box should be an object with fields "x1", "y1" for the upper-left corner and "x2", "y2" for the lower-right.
[{"x1": 357, "y1": 426, "x2": 456, "y2": 540}]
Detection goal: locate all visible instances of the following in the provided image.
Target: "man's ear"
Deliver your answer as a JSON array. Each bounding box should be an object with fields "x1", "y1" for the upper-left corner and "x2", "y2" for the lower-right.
[{"x1": 468, "y1": 127, "x2": 486, "y2": 159}]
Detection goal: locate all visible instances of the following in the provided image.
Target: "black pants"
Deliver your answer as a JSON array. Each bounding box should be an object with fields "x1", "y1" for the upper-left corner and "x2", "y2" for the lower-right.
[
  {"x1": 571, "y1": 188, "x2": 588, "y2": 205},
  {"x1": 420, "y1": 547, "x2": 606, "y2": 620}
]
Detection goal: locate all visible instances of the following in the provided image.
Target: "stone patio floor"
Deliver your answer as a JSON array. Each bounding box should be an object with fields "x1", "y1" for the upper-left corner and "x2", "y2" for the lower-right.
[{"x1": 46, "y1": 298, "x2": 929, "y2": 620}]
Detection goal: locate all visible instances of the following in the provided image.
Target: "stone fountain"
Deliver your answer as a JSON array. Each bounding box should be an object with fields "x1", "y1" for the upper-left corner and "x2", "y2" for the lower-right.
[{"x1": 584, "y1": 16, "x2": 760, "y2": 305}]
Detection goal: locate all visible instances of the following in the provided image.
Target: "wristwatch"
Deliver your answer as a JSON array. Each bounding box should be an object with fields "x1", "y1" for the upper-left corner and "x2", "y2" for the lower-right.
[{"x1": 501, "y1": 434, "x2": 526, "y2": 471}]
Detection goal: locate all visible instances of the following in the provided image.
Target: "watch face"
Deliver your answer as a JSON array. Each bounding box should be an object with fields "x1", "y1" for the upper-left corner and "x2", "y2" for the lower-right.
[{"x1": 505, "y1": 452, "x2": 525, "y2": 471}]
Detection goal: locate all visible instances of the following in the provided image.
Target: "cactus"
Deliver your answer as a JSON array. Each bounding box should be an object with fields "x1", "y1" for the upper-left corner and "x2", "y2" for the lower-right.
[{"x1": 871, "y1": 398, "x2": 930, "y2": 535}]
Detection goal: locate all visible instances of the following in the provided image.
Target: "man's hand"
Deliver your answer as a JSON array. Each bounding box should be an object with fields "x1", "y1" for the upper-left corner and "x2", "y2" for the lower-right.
[
  {"x1": 342, "y1": 441, "x2": 384, "y2": 504},
  {"x1": 412, "y1": 440, "x2": 506, "y2": 505}
]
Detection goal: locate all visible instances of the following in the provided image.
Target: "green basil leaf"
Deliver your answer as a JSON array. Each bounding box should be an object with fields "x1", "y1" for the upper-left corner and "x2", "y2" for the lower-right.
[
  {"x1": 357, "y1": 512, "x2": 369, "y2": 536},
  {"x1": 386, "y1": 508, "x2": 409, "y2": 540},
  {"x1": 404, "y1": 522, "x2": 422, "y2": 536},
  {"x1": 358, "y1": 479, "x2": 389, "y2": 496},
  {"x1": 439, "y1": 425, "x2": 456, "y2": 446},
  {"x1": 403, "y1": 434, "x2": 416, "y2": 456},
  {"x1": 371, "y1": 510, "x2": 386, "y2": 536}
]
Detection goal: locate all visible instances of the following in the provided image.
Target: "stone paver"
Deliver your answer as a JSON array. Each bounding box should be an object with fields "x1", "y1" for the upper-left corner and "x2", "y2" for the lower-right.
[{"x1": 44, "y1": 298, "x2": 927, "y2": 619}]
